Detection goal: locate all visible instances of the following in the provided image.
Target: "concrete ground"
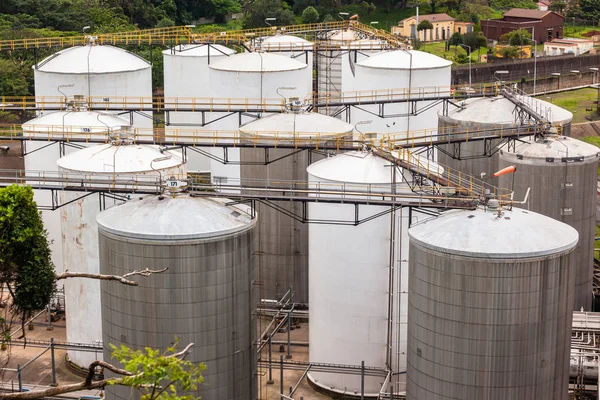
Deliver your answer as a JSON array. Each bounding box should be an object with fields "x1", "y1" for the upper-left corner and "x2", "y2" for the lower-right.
[
  {"x1": 0, "y1": 310, "x2": 96, "y2": 396},
  {"x1": 257, "y1": 318, "x2": 330, "y2": 400}
]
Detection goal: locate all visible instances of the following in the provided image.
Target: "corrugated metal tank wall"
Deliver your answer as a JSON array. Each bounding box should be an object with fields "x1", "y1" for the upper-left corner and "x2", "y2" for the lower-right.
[
  {"x1": 436, "y1": 96, "x2": 573, "y2": 182},
  {"x1": 239, "y1": 112, "x2": 353, "y2": 303},
  {"x1": 407, "y1": 206, "x2": 578, "y2": 400},
  {"x1": 498, "y1": 136, "x2": 599, "y2": 310},
  {"x1": 98, "y1": 195, "x2": 257, "y2": 400}
]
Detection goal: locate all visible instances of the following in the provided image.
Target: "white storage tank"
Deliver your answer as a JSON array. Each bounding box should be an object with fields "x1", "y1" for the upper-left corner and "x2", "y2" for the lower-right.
[
  {"x1": 437, "y1": 96, "x2": 573, "y2": 181},
  {"x1": 407, "y1": 204, "x2": 578, "y2": 399},
  {"x1": 22, "y1": 110, "x2": 131, "y2": 274},
  {"x1": 56, "y1": 143, "x2": 186, "y2": 368},
  {"x1": 498, "y1": 136, "x2": 600, "y2": 311},
  {"x1": 239, "y1": 111, "x2": 353, "y2": 303},
  {"x1": 260, "y1": 35, "x2": 313, "y2": 77},
  {"x1": 163, "y1": 44, "x2": 235, "y2": 173},
  {"x1": 34, "y1": 44, "x2": 153, "y2": 129},
  {"x1": 207, "y1": 52, "x2": 312, "y2": 189},
  {"x1": 345, "y1": 50, "x2": 452, "y2": 137},
  {"x1": 306, "y1": 150, "x2": 436, "y2": 396}
]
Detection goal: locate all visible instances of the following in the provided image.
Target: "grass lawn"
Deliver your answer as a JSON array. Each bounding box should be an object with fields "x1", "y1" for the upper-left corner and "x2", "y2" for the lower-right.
[
  {"x1": 536, "y1": 88, "x2": 600, "y2": 124},
  {"x1": 420, "y1": 41, "x2": 482, "y2": 65},
  {"x1": 596, "y1": 225, "x2": 600, "y2": 249},
  {"x1": 562, "y1": 24, "x2": 600, "y2": 38}
]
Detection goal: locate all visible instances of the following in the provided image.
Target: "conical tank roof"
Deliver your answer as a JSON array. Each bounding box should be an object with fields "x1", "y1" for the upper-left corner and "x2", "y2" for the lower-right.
[
  {"x1": 409, "y1": 206, "x2": 579, "y2": 258},
  {"x1": 209, "y1": 52, "x2": 307, "y2": 72},
  {"x1": 239, "y1": 112, "x2": 353, "y2": 140},
  {"x1": 57, "y1": 144, "x2": 184, "y2": 173},
  {"x1": 96, "y1": 194, "x2": 255, "y2": 240},
  {"x1": 307, "y1": 151, "x2": 396, "y2": 184},
  {"x1": 36, "y1": 45, "x2": 150, "y2": 74},
  {"x1": 501, "y1": 136, "x2": 599, "y2": 164},
  {"x1": 23, "y1": 111, "x2": 130, "y2": 131},
  {"x1": 162, "y1": 43, "x2": 234, "y2": 57},
  {"x1": 357, "y1": 50, "x2": 452, "y2": 70},
  {"x1": 441, "y1": 96, "x2": 573, "y2": 126}
]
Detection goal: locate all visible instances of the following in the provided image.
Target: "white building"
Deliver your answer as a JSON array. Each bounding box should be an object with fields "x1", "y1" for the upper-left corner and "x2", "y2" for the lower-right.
[{"x1": 544, "y1": 37, "x2": 595, "y2": 56}]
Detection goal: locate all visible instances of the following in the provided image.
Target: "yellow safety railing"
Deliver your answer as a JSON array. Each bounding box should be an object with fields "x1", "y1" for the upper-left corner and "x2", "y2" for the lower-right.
[
  {"x1": 0, "y1": 84, "x2": 499, "y2": 112},
  {"x1": 0, "y1": 21, "x2": 405, "y2": 51}
]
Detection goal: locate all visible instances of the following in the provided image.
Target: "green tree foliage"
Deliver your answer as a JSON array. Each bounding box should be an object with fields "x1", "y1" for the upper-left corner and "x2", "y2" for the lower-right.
[
  {"x1": 489, "y1": 0, "x2": 538, "y2": 11},
  {"x1": 498, "y1": 45, "x2": 526, "y2": 58},
  {"x1": 211, "y1": 0, "x2": 242, "y2": 22},
  {"x1": 455, "y1": 51, "x2": 469, "y2": 63},
  {"x1": 302, "y1": 6, "x2": 320, "y2": 23},
  {"x1": 110, "y1": 341, "x2": 206, "y2": 400},
  {"x1": 577, "y1": 0, "x2": 600, "y2": 21},
  {"x1": 0, "y1": 59, "x2": 30, "y2": 96},
  {"x1": 548, "y1": 1, "x2": 566, "y2": 14},
  {"x1": 0, "y1": 185, "x2": 56, "y2": 335},
  {"x1": 449, "y1": 31, "x2": 463, "y2": 46},
  {"x1": 417, "y1": 19, "x2": 433, "y2": 31},
  {"x1": 244, "y1": 0, "x2": 296, "y2": 28},
  {"x1": 500, "y1": 28, "x2": 532, "y2": 45},
  {"x1": 463, "y1": 31, "x2": 487, "y2": 50}
]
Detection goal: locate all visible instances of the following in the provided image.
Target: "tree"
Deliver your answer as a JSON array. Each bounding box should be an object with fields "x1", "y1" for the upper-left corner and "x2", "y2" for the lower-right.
[
  {"x1": 417, "y1": 19, "x2": 433, "y2": 31},
  {"x1": 302, "y1": 6, "x2": 320, "y2": 23},
  {"x1": 463, "y1": 31, "x2": 487, "y2": 50},
  {"x1": 243, "y1": 0, "x2": 296, "y2": 28},
  {"x1": 0, "y1": 185, "x2": 56, "y2": 339},
  {"x1": 449, "y1": 31, "x2": 463, "y2": 47},
  {"x1": 2, "y1": 341, "x2": 204, "y2": 400},
  {"x1": 0, "y1": 185, "x2": 167, "y2": 342},
  {"x1": 577, "y1": 0, "x2": 600, "y2": 21},
  {"x1": 210, "y1": 0, "x2": 242, "y2": 22},
  {"x1": 549, "y1": 1, "x2": 566, "y2": 14},
  {"x1": 499, "y1": 28, "x2": 532, "y2": 45}
]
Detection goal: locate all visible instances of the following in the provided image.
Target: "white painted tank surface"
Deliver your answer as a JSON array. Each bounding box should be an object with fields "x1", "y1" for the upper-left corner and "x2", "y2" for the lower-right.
[
  {"x1": 346, "y1": 50, "x2": 452, "y2": 138},
  {"x1": 306, "y1": 150, "x2": 436, "y2": 396},
  {"x1": 239, "y1": 111, "x2": 353, "y2": 303},
  {"x1": 207, "y1": 53, "x2": 312, "y2": 188},
  {"x1": 56, "y1": 144, "x2": 186, "y2": 368},
  {"x1": 22, "y1": 111, "x2": 131, "y2": 274},
  {"x1": 162, "y1": 44, "x2": 235, "y2": 173},
  {"x1": 260, "y1": 35, "x2": 313, "y2": 73},
  {"x1": 34, "y1": 45, "x2": 153, "y2": 129}
]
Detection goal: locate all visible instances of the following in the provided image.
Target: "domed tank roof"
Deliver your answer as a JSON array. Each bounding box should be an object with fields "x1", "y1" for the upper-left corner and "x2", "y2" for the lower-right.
[
  {"x1": 97, "y1": 194, "x2": 255, "y2": 241},
  {"x1": 307, "y1": 151, "x2": 396, "y2": 184},
  {"x1": 409, "y1": 206, "x2": 579, "y2": 259},
  {"x1": 441, "y1": 96, "x2": 573, "y2": 126},
  {"x1": 357, "y1": 50, "x2": 452, "y2": 70},
  {"x1": 502, "y1": 136, "x2": 600, "y2": 163},
  {"x1": 209, "y1": 52, "x2": 307, "y2": 72},
  {"x1": 329, "y1": 29, "x2": 360, "y2": 42},
  {"x1": 162, "y1": 43, "x2": 234, "y2": 57},
  {"x1": 262, "y1": 35, "x2": 312, "y2": 44},
  {"x1": 36, "y1": 45, "x2": 150, "y2": 74},
  {"x1": 57, "y1": 144, "x2": 184, "y2": 173},
  {"x1": 23, "y1": 111, "x2": 130, "y2": 130},
  {"x1": 239, "y1": 112, "x2": 353, "y2": 139},
  {"x1": 342, "y1": 39, "x2": 387, "y2": 49}
]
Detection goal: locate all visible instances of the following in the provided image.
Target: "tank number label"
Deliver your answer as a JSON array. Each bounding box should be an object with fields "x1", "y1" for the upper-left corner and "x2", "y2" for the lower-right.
[
  {"x1": 81, "y1": 127, "x2": 91, "y2": 133},
  {"x1": 561, "y1": 182, "x2": 573, "y2": 189},
  {"x1": 102, "y1": 97, "x2": 110, "y2": 102},
  {"x1": 561, "y1": 208, "x2": 573, "y2": 216},
  {"x1": 168, "y1": 180, "x2": 178, "y2": 187}
]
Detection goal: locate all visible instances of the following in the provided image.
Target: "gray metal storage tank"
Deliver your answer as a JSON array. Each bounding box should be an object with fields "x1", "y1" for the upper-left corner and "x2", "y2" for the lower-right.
[
  {"x1": 437, "y1": 96, "x2": 573, "y2": 180},
  {"x1": 97, "y1": 194, "x2": 257, "y2": 400},
  {"x1": 407, "y1": 203, "x2": 578, "y2": 400},
  {"x1": 238, "y1": 111, "x2": 353, "y2": 303},
  {"x1": 498, "y1": 136, "x2": 600, "y2": 311}
]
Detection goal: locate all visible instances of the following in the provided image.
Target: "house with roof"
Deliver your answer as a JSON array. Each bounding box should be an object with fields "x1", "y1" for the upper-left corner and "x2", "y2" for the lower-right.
[
  {"x1": 392, "y1": 13, "x2": 474, "y2": 42},
  {"x1": 537, "y1": 0, "x2": 551, "y2": 11},
  {"x1": 480, "y1": 8, "x2": 564, "y2": 43},
  {"x1": 544, "y1": 37, "x2": 595, "y2": 55}
]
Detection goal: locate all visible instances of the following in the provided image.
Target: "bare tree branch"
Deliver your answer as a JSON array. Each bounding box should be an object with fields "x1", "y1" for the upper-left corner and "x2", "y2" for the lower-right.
[
  {"x1": 55, "y1": 268, "x2": 169, "y2": 286},
  {"x1": 84, "y1": 360, "x2": 133, "y2": 386},
  {"x1": 0, "y1": 343, "x2": 195, "y2": 400}
]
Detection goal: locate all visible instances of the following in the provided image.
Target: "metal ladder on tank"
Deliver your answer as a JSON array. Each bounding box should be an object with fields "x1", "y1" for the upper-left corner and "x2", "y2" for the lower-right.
[{"x1": 499, "y1": 84, "x2": 552, "y2": 130}]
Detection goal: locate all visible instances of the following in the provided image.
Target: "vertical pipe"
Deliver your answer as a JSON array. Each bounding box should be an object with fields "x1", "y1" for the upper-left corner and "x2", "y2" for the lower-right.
[
  {"x1": 286, "y1": 310, "x2": 292, "y2": 359},
  {"x1": 360, "y1": 360, "x2": 365, "y2": 400},
  {"x1": 280, "y1": 355, "x2": 284, "y2": 400},
  {"x1": 50, "y1": 338, "x2": 57, "y2": 387},
  {"x1": 267, "y1": 336, "x2": 274, "y2": 384},
  {"x1": 17, "y1": 364, "x2": 22, "y2": 392}
]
